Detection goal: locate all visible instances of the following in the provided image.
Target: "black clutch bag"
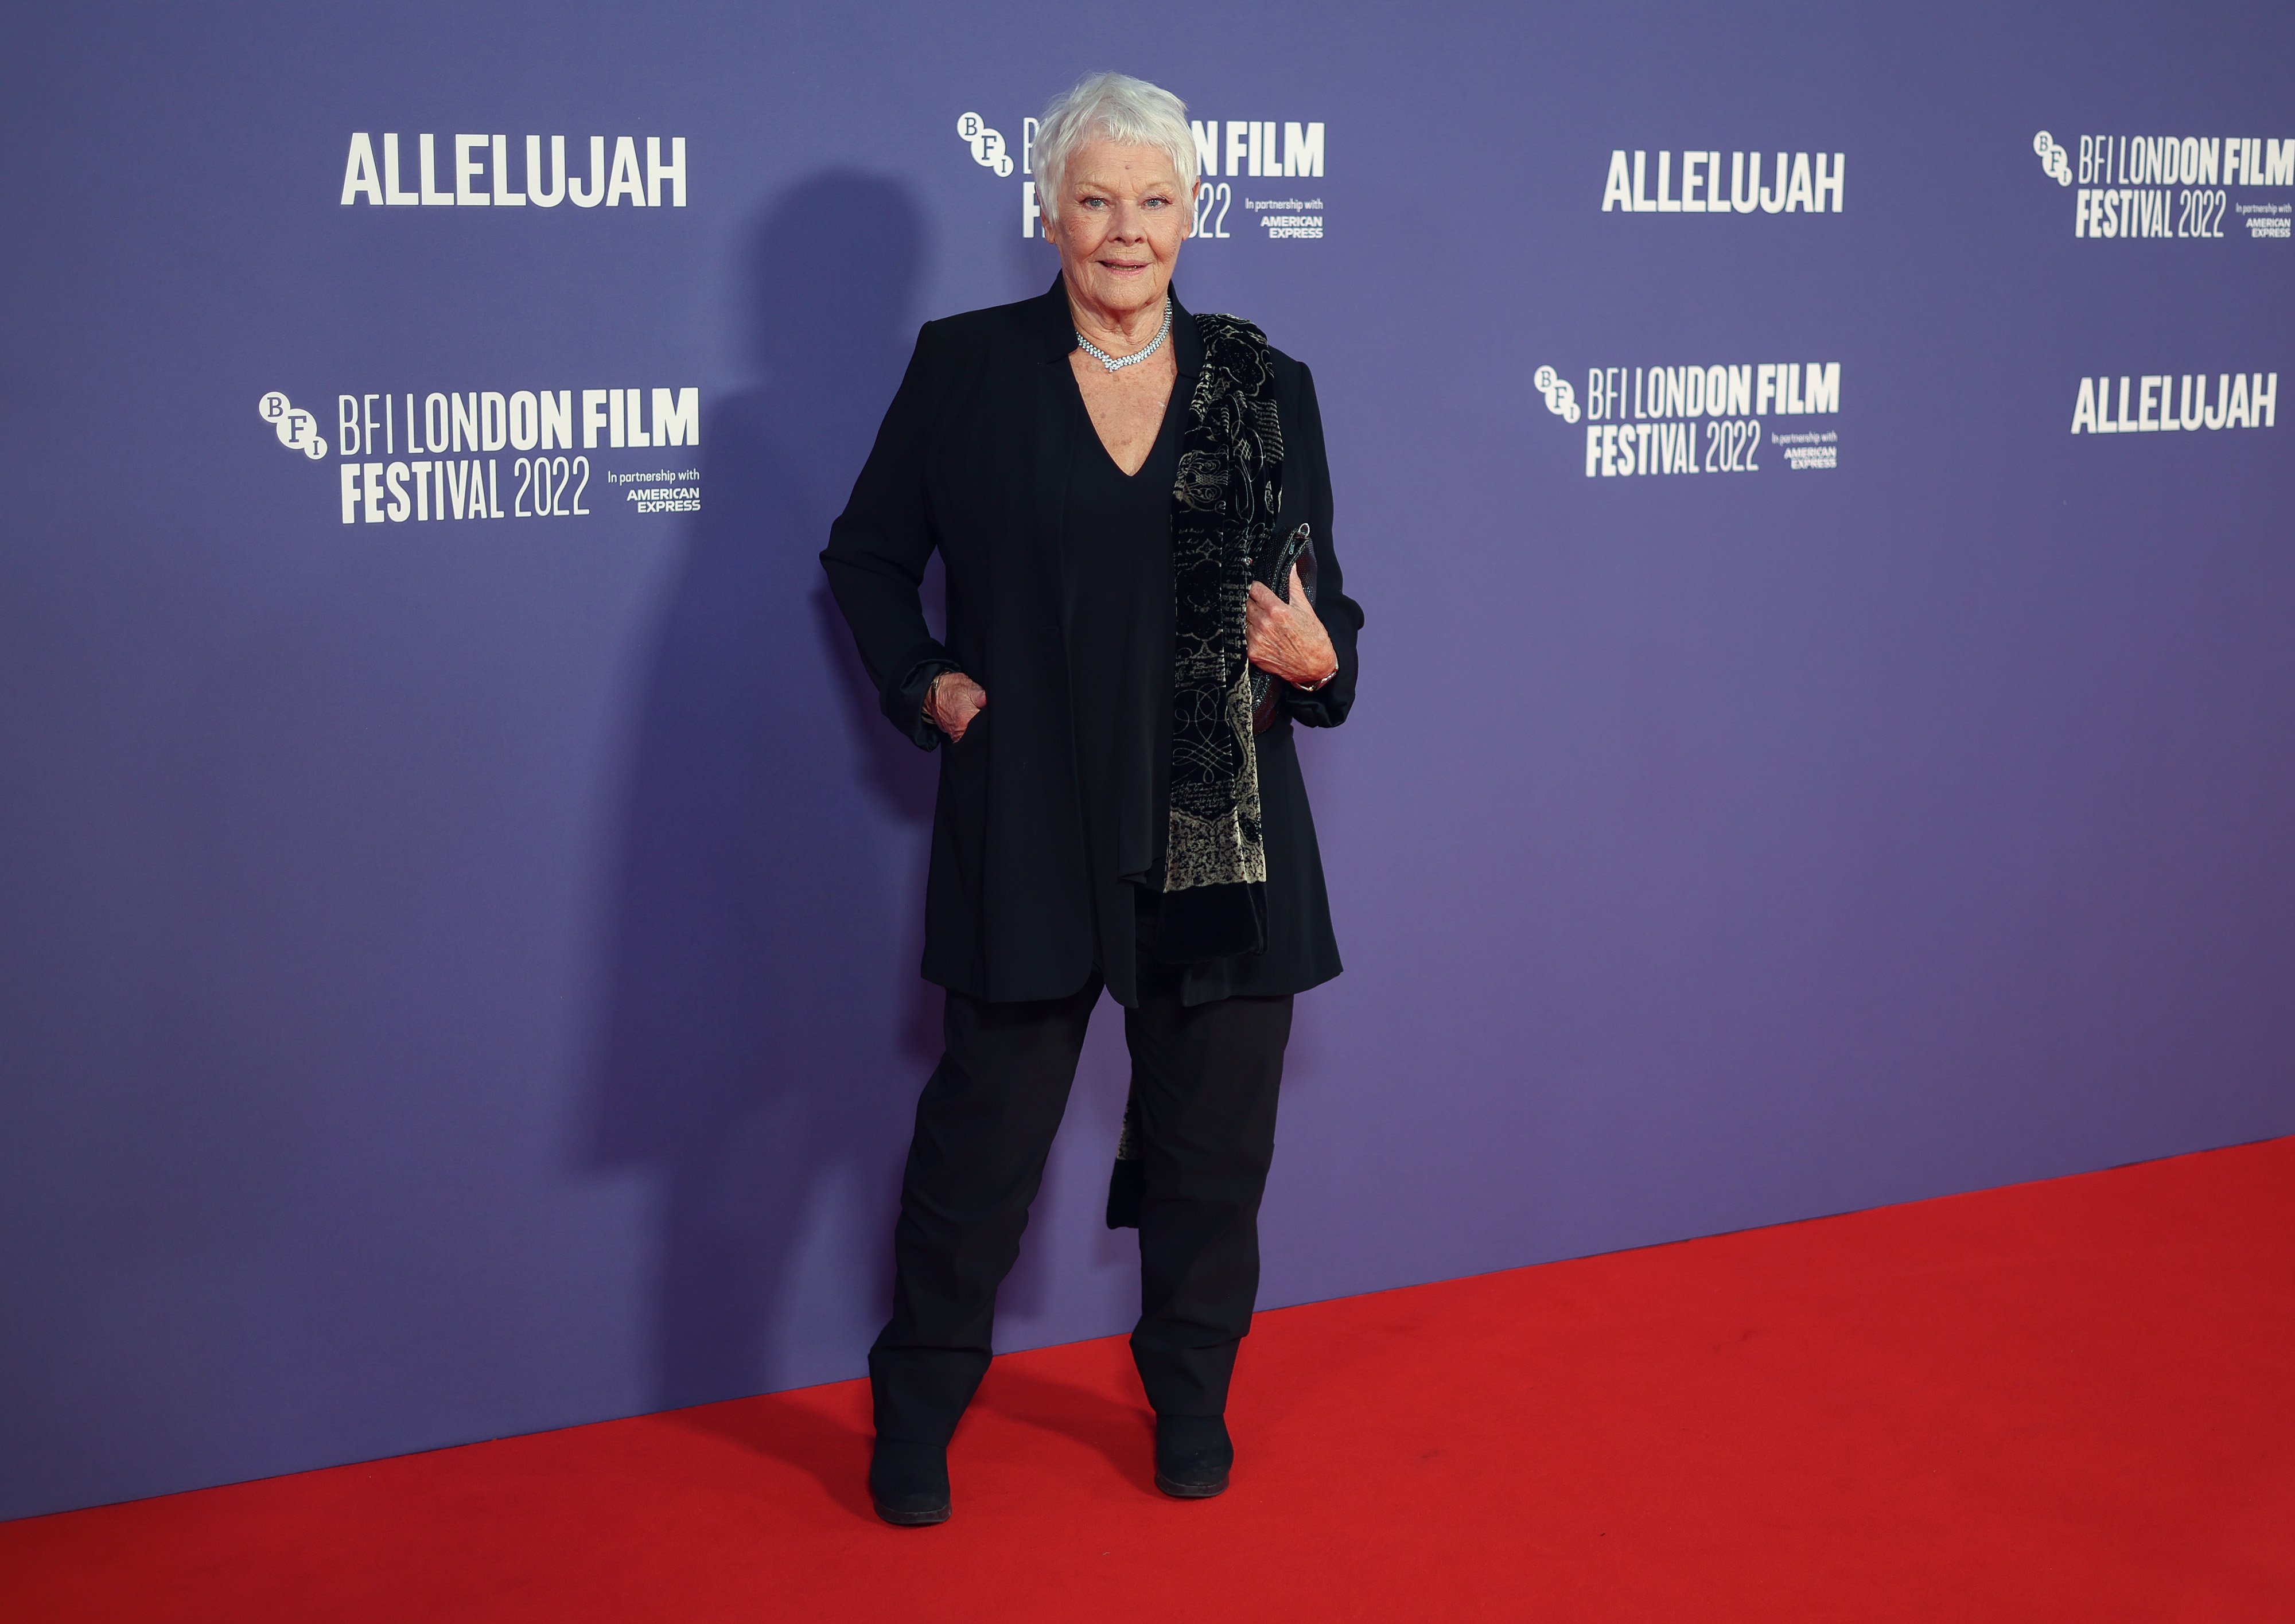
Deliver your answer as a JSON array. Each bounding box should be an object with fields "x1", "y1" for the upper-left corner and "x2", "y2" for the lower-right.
[{"x1": 1249, "y1": 521, "x2": 1318, "y2": 734}]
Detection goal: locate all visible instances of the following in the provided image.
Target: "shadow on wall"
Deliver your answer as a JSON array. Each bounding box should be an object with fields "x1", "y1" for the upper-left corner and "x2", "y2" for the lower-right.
[{"x1": 589, "y1": 173, "x2": 942, "y2": 1413}]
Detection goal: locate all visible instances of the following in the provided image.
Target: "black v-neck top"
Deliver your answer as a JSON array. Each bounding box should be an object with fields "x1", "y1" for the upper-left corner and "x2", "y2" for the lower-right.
[{"x1": 1058, "y1": 361, "x2": 1188, "y2": 1004}]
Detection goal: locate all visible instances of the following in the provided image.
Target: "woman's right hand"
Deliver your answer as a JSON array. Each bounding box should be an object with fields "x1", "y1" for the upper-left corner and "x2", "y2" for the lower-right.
[{"x1": 928, "y1": 672, "x2": 988, "y2": 742}]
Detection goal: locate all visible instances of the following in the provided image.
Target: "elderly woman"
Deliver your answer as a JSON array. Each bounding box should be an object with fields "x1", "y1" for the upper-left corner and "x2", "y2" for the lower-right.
[{"x1": 822, "y1": 70, "x2": 1361, "y2": 1526}]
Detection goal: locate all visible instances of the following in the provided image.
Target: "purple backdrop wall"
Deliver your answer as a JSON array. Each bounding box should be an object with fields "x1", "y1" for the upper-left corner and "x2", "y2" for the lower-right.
[{"x1": 4, "y1": 0, "x2": 2291, "y2": 1520}]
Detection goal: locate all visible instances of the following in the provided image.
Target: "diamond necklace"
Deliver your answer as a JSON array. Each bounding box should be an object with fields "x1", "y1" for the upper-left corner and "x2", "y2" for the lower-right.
[{"x1": 1075, "y1": 295, "x2": 1172, "y2": 372}]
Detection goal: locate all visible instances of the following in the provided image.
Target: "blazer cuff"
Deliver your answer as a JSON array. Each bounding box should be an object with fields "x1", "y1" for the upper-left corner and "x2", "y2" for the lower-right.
[
  {"x1": 889, "y1": 648, "x2": 959, "y2": 750},
  {"x1": 1281, "y1": 647, "x2": 1354, "y2": 729}
]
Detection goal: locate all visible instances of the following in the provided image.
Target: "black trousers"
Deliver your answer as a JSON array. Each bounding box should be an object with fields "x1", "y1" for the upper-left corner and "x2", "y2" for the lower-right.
[{"x1": 868, "y1": 951, "x2": 1293, "y2": 1444}]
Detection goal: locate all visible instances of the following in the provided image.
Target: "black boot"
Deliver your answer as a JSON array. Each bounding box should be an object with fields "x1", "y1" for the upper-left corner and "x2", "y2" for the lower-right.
[
  {"x1": 869, "y1": 1436, "x2": 951, "y2": 1526},
  {"x1": 1153, "y1": 1413, "x2": 1232, "y2": 1499}
]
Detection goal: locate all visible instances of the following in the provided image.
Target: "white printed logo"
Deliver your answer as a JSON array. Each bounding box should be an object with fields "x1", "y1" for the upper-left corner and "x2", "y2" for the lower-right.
[
  {"x1": 1541, "y1": 362, "x2": 1842, "y2": 479},
  {"x1": 1600, "y1": 149, "x2": 1843, "y2": 213},
  {"x1": 958, "y1": 108, "x2": 1325, "y2": 240},
  {"x1": 1533, "y1": 365, "x2": 1580, "y2": 423},
  {"x1": 339, "y1": 134, "x2": 687, "y2": 208},
  {"x1": 956, "y1": 112, "x2": 1013, "y2": 178},
  {"x1": 2070, "y1": 370, "x2": 2277, "y2": 434},
  {"x1": 2053, "y1": 132, "x2": 2292, "y2": 240},
  {"x1": 259, "y1": 391, "x2": 329, "y2": 460},
  {"x1": 2033, "y1": 131, "x2": 2073, "y2": 186}
]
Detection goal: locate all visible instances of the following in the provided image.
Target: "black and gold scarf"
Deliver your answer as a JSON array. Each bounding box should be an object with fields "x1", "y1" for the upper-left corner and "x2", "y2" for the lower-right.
[
  {"x1": 1151, "y1": 312, "x2": 1316, "y2": 961},
  {"x1": 1108, "y1": 312, "x2": 1316, "y2": 1229}
]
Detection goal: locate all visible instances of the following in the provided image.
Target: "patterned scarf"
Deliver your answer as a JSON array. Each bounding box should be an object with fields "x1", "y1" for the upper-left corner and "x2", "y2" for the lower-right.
[
  {"x1": 1161, "y1": 312, "x2": 1312, "y2": 901},
  {"x1": 1107, "y1": 314, "x2": 1314, "y2": 1230}
]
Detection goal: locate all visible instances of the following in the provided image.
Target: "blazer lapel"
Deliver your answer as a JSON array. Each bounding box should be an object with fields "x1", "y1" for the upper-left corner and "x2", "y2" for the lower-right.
[
  {"x1": 1027, "y1": 276, "x2": 1200, "y2": 603},
  {"x1": 1029, "y1": 278, "x2": 1075, "y2": 587},
  {"x1": 1169, "y1": 284, "x2": 1202, "y2": 405}
]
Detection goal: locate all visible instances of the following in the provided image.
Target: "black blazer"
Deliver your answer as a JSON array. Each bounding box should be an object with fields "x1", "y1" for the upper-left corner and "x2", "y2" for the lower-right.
[{"x1": 821, "y1": 280, "x2": 1363, "y2": 1006}]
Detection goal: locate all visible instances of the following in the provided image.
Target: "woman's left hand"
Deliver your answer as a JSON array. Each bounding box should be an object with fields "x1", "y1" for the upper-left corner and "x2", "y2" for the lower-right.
[{"x1": 1246, "y1": 564, "x2": 1339, "y2": 688}]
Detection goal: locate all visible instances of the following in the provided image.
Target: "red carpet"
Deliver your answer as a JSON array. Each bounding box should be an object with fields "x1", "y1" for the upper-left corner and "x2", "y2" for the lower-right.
[{"x1": 5, "y1": 1138, "x2": 2290, "y2": 1622}]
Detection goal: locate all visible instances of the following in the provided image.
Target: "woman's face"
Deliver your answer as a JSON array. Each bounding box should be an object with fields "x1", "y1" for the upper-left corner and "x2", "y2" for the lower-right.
[{"x1": 1045, "y1": 140, "x2": 1193, "y2": 320}]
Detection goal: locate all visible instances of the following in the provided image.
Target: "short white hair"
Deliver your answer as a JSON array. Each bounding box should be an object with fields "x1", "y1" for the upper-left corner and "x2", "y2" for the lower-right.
[{"x1": 1032, "y1": 71, "x2": 1198, "y2": 226}]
